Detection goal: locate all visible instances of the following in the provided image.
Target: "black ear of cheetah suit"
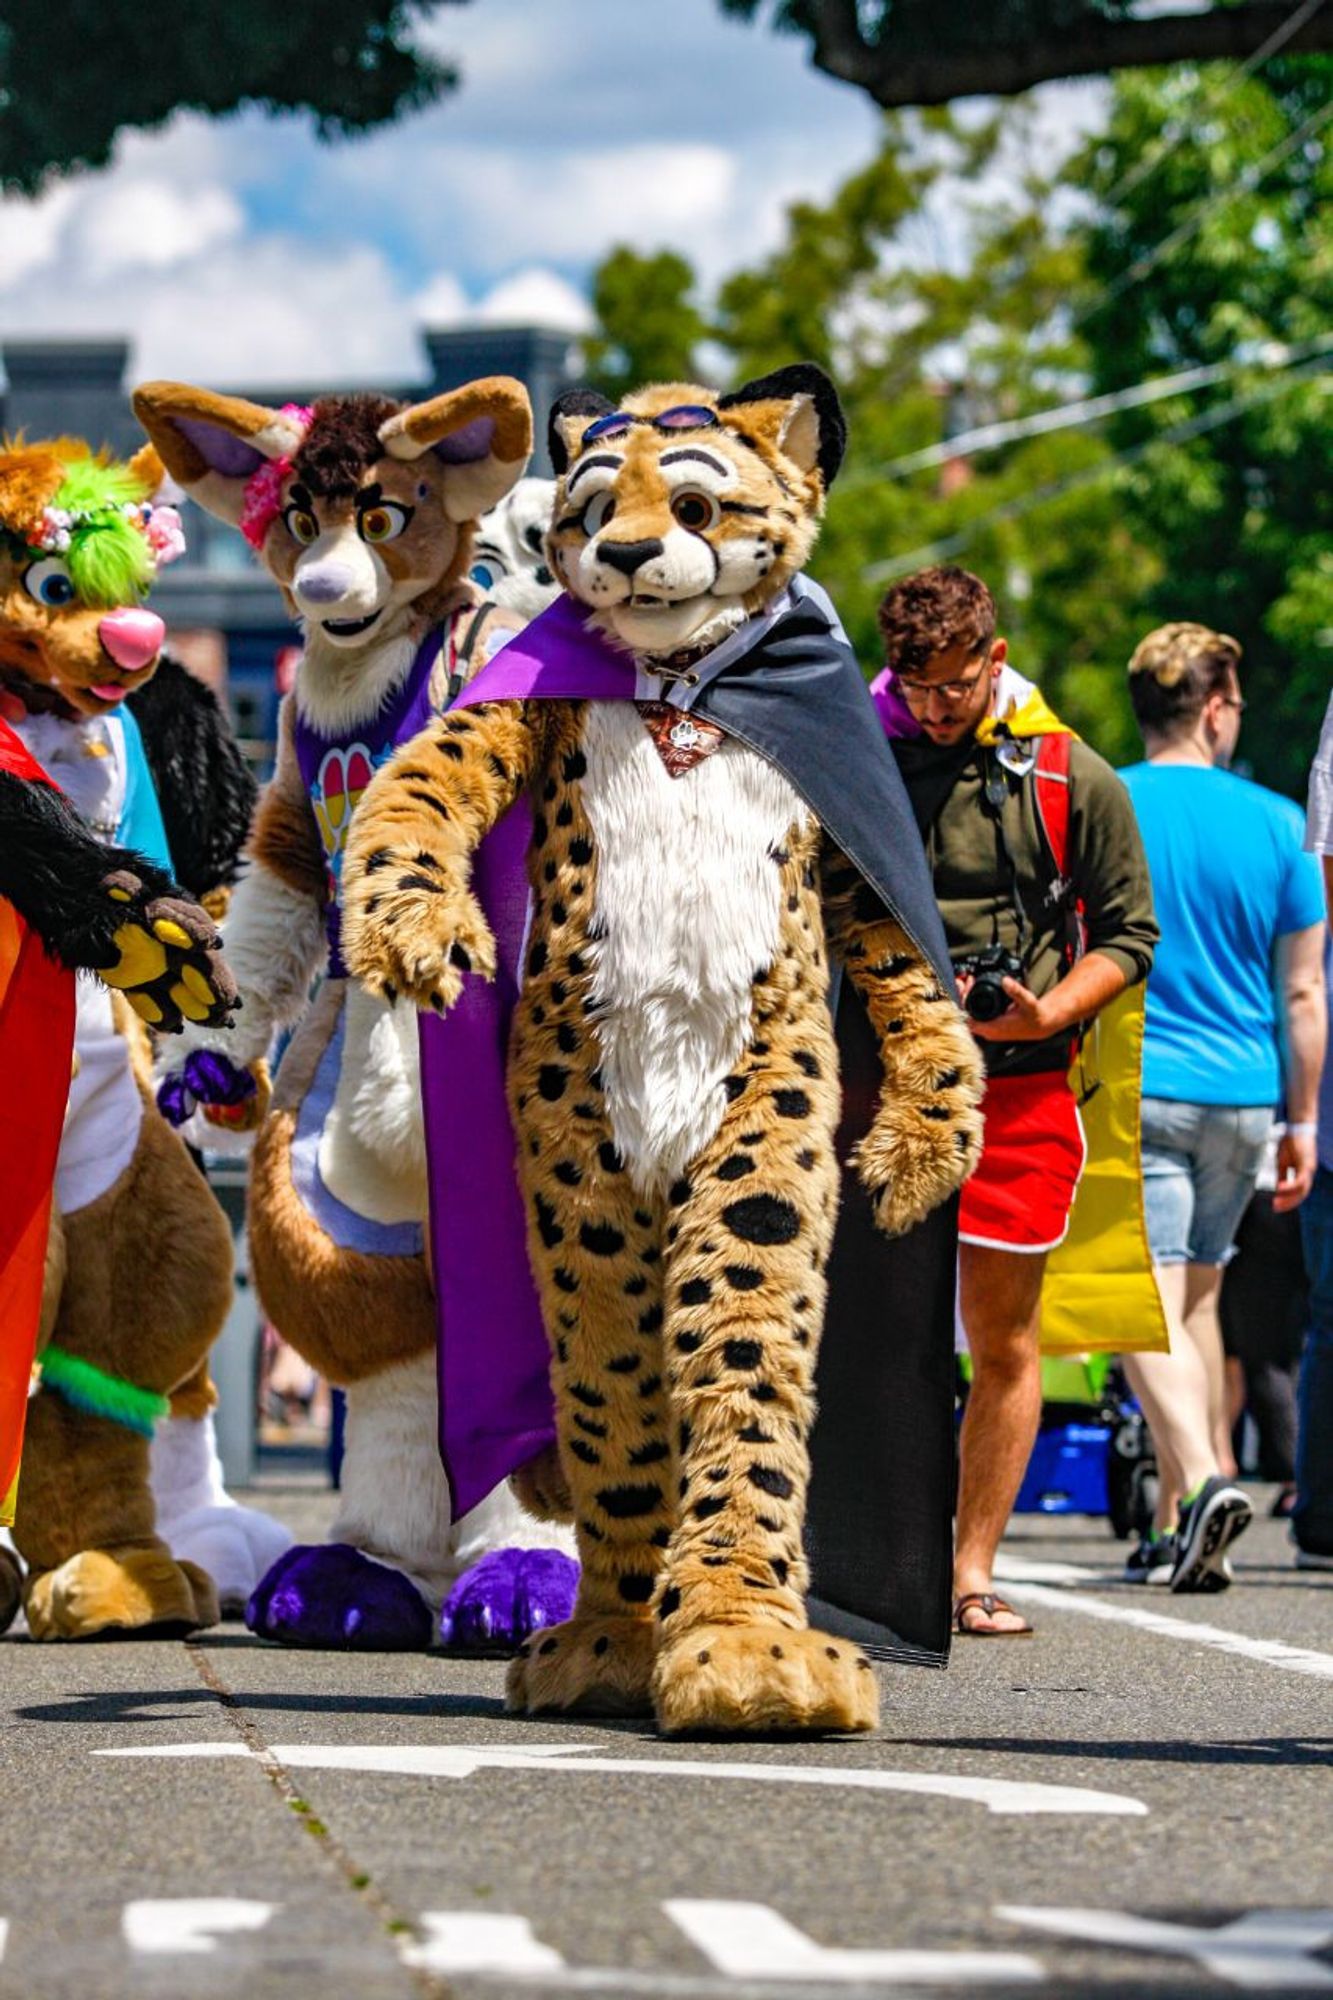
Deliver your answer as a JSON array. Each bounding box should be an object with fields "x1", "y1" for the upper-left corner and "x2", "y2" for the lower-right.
[
  {"x1": 718, "y1": 363, "x2": 848, "y2": 488},
  {"x1": 547, "y1": 390, "x2": 616, "y2": 477}
]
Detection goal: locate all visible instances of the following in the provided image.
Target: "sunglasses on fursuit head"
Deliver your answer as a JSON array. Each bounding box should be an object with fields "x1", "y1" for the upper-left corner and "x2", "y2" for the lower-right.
[{"x1": 581, "y1": 404, "x2": 721, "y2": 445}]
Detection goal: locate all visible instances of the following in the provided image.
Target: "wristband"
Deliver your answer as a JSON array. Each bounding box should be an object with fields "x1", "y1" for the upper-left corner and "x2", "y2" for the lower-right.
[{"x1": 1284, "y1": 1122, "x2": 1317, "y2": 1138}]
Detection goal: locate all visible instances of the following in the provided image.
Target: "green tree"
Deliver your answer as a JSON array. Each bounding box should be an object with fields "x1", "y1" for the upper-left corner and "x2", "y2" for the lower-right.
[
  {"x1": 0, "y1": 0, "x2": 467, "y2": 194},
  {"x1": 720, "y1": 1, "x2": 1333, "y2": 109},
  {"x1": 1076, "y1": 58, "x2": 1333, "y2": 793},
  {"x1": 580, "y1": 248, "x2": 710, "y2": 401}
]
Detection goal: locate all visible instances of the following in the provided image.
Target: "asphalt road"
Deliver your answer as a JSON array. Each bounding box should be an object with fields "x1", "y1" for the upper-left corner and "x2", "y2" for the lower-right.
[{"x1": 3, "y1": 1469, "x2": 1329, "y2": 2000}]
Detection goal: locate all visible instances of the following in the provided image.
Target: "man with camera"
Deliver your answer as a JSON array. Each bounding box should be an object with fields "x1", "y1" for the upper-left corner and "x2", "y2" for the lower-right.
[{"x1": 876, "y1": 567, "x2": 1157, "y2": 1635}]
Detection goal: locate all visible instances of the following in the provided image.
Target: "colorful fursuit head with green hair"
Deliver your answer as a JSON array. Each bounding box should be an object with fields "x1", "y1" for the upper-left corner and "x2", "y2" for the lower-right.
[{"x1": 10, "y1": 454, "x2": 186, "y2": 607}]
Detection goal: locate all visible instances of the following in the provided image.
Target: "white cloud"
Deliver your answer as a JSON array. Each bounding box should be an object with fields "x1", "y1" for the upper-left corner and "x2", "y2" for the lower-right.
[
  {"x1": 67, "y1": 178, "x2": 245, "y2": 280},
  {"x1": 413, "y1": 269, "x2": 471, "y2": 326},
  {"x1": 474, "y1": 267, "x2": 592, "y2": 333}
]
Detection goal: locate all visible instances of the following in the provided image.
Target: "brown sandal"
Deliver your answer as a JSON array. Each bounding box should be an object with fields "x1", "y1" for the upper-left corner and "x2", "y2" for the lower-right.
[{"x1": 953, "y1": 1591, "x2": 1034, "y2": 1638}]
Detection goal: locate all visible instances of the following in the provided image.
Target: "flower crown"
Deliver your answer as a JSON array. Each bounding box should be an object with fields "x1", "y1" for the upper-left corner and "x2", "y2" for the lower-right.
[
  {"x1": 29, "y1": 497, "x2": 187, "y2": 569},
  {"x1": 240, "y1": 404, "x2": 314, "y2": 550}
]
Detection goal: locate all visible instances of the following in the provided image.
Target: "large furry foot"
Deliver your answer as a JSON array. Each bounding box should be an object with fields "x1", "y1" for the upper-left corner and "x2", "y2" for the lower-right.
[
  {"x1": 439, "y1": 1548, "x2": 579, "y2": 1651},
  {"x1": 854, "y1": 1081, "x2": 983, "y2": 1237},
  {"x1": 504, "y1": 1614, "x2": 655, "y2": 1717},
  {"x1": 161, "y1": 1503, "x2": 295, "y2": 1616},
  {"x1": 24, "y1": 1547, "x2": 219, "y2": 1641},
  {"x1": 245, "y1": 1543, "x2": 432, "y2": 1650},
  {"x1": 652, "y1": 1624, "x2": 879, "y2": 1736}
]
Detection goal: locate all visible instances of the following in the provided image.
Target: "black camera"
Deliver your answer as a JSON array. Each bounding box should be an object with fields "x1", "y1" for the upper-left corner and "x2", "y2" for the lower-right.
[{"x1": 955, "y1": 944, "x2": 1026, "y2": 1022}]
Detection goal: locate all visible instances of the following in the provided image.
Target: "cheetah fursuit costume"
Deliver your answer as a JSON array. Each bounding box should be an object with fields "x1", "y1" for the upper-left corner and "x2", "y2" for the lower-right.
[
  {"x1": 342, "y1": 366, "x2": 983, "y2": 1734},
  {"x1": 133, "y1": 378, "x2": 578, "y2": 1652}
]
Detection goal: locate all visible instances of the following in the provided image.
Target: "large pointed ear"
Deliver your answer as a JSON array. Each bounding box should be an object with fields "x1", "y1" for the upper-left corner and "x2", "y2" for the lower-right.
[
  {"x1": 547, "y1": 389, "x2": 615, "y2": 479},
  {"x1": 127, "y1": 443, "x2": 166, "y2": 500},
  {"x1": 378, "y1": 376, "x2": 532, "y2": 523},
  {"x1": 131, "y1": 382, "x2": 308, "y2": 526},
  {"x1": 0, "y1": 440, "x2": 66, "y2": 538},
  {"x1": 717, "y1": 363, "x2": 846, "y2": 489}
]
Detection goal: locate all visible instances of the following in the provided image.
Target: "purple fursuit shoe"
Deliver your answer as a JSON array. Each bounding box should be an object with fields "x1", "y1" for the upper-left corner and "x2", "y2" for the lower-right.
[
  {"x1": 245, "y1": 1543, "x2": 433, "y2": 1650},
  {"x1": 438, "y1": 1548, "x2": 580, "y2": 1652}
]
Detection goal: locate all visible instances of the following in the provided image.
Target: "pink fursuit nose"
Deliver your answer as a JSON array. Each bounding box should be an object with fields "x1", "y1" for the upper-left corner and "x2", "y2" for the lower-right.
[{"x1": 98, "y1": 607, "x2": 166, "y2": 673}]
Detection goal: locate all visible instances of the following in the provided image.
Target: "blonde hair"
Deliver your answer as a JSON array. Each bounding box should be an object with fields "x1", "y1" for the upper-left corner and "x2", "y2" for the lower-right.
[{"x1": 1127, "y1": 621, "x2": 1241, "y2": 734}]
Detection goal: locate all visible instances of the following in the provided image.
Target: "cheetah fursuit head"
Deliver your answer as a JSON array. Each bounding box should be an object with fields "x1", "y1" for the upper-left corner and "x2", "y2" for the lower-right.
[
  {"x1": 342, "y1": 365, "x2": 983, "y2": 1734},
  {"x1": 131, "y1": 377, "x2": 578, "y2": 1652}
]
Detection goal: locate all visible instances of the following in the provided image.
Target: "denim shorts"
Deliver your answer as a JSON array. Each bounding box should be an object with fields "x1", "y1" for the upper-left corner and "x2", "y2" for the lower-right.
[{"x1": 1140, "y1": 1097, "x2": 1274, "y2": 1267}]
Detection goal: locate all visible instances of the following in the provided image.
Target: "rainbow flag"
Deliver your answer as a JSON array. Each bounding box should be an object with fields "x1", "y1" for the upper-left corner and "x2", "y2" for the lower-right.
[{"x1": 0, "y1": 725, "x2": 77, "y2": 1524}]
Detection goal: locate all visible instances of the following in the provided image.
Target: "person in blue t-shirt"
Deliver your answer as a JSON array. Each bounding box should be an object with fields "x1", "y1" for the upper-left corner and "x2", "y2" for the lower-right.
[
  {"x1": 1295, "y1": 691, "x2": 1333, "y2": 1570},
  {"x1": 1119, "y1": 622, "x2": 1327, "y2": 1592}
]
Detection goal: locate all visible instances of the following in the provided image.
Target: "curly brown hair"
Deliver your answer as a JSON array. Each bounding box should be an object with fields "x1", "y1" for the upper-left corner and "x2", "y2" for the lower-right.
[
  {"x1": 877, "y1": 566, "x2": 996, "y2": 675},
  {"x1": 1127, "y1": 622, "x2": 1241, "y2": 735}
]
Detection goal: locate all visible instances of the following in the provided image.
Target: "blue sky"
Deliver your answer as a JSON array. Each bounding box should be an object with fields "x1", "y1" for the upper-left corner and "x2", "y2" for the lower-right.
[{"x1": 0, "y1": 0, "x2": 1101, "y2": 385}]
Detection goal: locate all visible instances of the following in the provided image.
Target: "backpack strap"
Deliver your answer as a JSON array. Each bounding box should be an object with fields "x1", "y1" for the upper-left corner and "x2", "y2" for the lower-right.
[{"x1": 1031, "y1": 731, "x2": 1084, "y2": 967}]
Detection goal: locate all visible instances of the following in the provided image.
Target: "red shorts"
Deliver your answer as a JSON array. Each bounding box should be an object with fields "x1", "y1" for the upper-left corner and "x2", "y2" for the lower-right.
[{"x1": 959, "y1": 1069, "x2": 1087, "y2": 1253}]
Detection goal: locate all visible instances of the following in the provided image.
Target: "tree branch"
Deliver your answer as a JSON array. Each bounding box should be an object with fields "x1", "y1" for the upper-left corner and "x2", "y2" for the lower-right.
[{"x1": 803, "y1": 2, "x2": 1333, "y2": 105}]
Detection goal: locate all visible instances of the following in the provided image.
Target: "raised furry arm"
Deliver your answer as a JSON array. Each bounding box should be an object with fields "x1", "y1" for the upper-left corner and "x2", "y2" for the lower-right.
[
  {"x1": 821, "y1": 838, "x2": 983, "y2": 1235},
  {"x1": 342, "y1": 700, "x2": 546, "y2": 1012}
]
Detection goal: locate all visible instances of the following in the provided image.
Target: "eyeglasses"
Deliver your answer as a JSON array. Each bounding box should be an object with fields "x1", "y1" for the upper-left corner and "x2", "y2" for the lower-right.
[
  {"x1": 582, "y1": 405, "x2": 720, "y2": 444},
  {"x1": 894, "y1": 661, "x2": 993, "y2": 706}
]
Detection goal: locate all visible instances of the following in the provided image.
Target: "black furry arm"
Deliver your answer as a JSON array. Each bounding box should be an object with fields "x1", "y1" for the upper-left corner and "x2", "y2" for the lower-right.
[
  {"x1": 0, "y1": 768, "x2": 176, "y2": 968},
  {"x1": 0, "y1": 770, "x2": 238, "y2": 1031},
  {"x1": 128, "y1": 655, "x2": 259, "y2": 898}
]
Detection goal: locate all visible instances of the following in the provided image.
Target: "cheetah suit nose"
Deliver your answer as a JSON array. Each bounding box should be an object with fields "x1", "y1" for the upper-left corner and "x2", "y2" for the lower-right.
[{"x1": 597, "y1": 538, "x2": 665, "y2": 578}]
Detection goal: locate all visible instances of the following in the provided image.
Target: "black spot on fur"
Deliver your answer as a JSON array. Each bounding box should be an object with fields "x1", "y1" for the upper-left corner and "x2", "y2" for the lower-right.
[
  {"x1": 675, "y1": 1330, "x2": 702, "y2": 1354},
  {"x1": 638, "y1": 1303, "x2": 663, "y2": 1334},
  {"x1": 534, "y1": 1193, "x2": 563, "y2": 1248},
  {"x1": 724, "y1": 1265, "x2": 764, "y2": 1292},
  {"x1": 593, "y1": 1634, "x2": 609, "y2": 1654},
  {"x1": 556, "y1": 801, "x2": 573, "y2": 827},
  {"x1": 748, "y1": 1464, "x2": 794, "y2": 1500},
  {"x1": 563, "y1": 748, "x2": 587, "y2": 782},
  {"x1": 574, "y1": 1414, "x2": 608, "y2": 1439},
  {"x1": 569, "y1": 1439, "x2": 600, "y2": 1465},
  {"x1": 658, "y1": 1586, "x2": 681, "y2": 1620},
  {"x1": 794, "y1": 1050, "x2": 821, "y2": 1077},
  {"x1": 556, "y1": 1021, "x2": 579, "y2": 1054},
  {"x1": 596, "y1": 1483, "x2": 662, "y2": 1519},
  {"x1": 569, "y1": 1382, "x2": 605, "y2": 1408},
  {"x1": 668, "y1": 1177, "x2": 692, "y2": 1207},
  {"x1": 773, "y1": 1088, "x2": 810, "y2": 1118},
  {"x1": 580, "y1": 1220, "x2": 625, "y2": 1257},
  {"x1": 607, "y1": 1352, "x2": 640, "y2": 1373},
  {"x1": 723, "y1": 1339, "x2": 763, "y2": 1371},
  {"x1": 532, "y1": 813, "x2": 548, "y2": 846},
  {"x1": 920, "y1": 1103, "x2": 951, "y2": 1121},
  {"x1": 630, "y1": 1439, "x2": 669, "y2": 1467},
  {"x1": 693, "y1": 1494, "x2": 726, "y2": 1520},
  {"x1": 618, "y1": 1572, "x2": 655, "y2": 1602},
  {"x1": 528, "y1": 940, "x2": 548, "y2": 976},
  {"x1": 624, "y1": 1273, "x2": 648, "y2": 1297},
  {"x1": 638, "y1": 1374, "x2": 662, "y2": 1398},
  {"x1": 538, "y1": 1065, "x2": 568, "y2": 1101},
  {"x1": 554, "y1": 1159, "x2": 582, "y2": 1187},
  {"x1": 553, "y1": 1267, "x2": 578, "y2": 1293},
  {"x1": 716, "y1": 1155, "x2": 754, "y2": 1182},
  {"x1": 723, "y1": 1194, "x2": 800, "y2": 1245},
  {"x1": 598, "y1": 1140, "x2": 623, "y2": 1173},
  {"x1": 569, "y1": 836, "x2": 592, "y2": 867},
  {"x1": 678, "y1": 1420, "x2": 692, "y2": 1453},
  {"x1": 551, "y1": 901, "x2": 568, "y2": 927},
  {"x1": 679, "y1": 1277, "x2": 711, "y2": 1306},
  {"x1": 724, "y1": 1074, "x2": 748, "y2": 1101},
  {"x1": 437, "y1": 738, "x2": 465, "y2": 762},
  {"x1": 796, "y1": 1148, "x2": 816, "y2": 1170},
  {"x1": 738, "y1": 1423, "x2": 773, "y2": 1444}
]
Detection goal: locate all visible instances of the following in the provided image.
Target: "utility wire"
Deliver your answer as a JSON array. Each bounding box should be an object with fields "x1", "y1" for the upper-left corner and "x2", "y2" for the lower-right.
[
  {"x1": 844, "y1": 333, "x2": 1333, "y2": 482},
  {"x1": 1101, "y1": 0, "x2": 1329, "y2": 208},
  {"x1": 862, "y1": 353, "x2": 1331, "y2": 584},
  {"x1": 1073, "y1": 94, "x2": 1333, "y2": 330}
]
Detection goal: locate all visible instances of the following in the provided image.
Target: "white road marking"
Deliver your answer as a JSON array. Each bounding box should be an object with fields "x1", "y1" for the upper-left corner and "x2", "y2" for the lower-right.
[
  {"x1": 94, "y1": 1739, "x2": 1147, "y2": 1817},
  {"x1": 667, "y1": 1900, "x2": 1044, "y2": 1986},
  {"x1": 998, "y1": 1906, "x2": 1333, "y2": 1990},
  {"x1": 402, "y1": 1913, "x2": 565, "y2": 1976},
  {"x1": 121, "y1": 1898, "x2": 277, "y2": 1955},
  {"x1": 992, "y1": 1563, "x2": 1333, "y2": 1680}
]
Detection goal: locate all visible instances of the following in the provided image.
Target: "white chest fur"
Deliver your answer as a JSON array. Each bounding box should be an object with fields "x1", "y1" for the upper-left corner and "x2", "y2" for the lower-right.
[{"x1": 578, "y1": 702, "x2": 808, "y2": 1194}]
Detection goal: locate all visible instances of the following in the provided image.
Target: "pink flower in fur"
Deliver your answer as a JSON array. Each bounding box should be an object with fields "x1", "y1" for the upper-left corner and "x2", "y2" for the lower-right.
[
  {"x1": 144, "y1": 504, "x2": 187, "y2": 566},
  {"x1": 239, "y1": 405, "x2": 313, "y2": 550}
]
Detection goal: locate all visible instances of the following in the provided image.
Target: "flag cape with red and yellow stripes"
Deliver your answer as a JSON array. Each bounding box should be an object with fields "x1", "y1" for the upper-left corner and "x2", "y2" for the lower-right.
[{"x1": 0, "y1": 721, "x2": 76, "y2": 1525}]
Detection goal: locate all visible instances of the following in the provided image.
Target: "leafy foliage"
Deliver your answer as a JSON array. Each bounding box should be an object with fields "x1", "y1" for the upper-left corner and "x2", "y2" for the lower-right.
[
  {"x1": 582, "y1": 64, "x2": 1328, "y2": 793},
  {"x1": 0, "y1": 0, "x2": 466, "y2": 194}
]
